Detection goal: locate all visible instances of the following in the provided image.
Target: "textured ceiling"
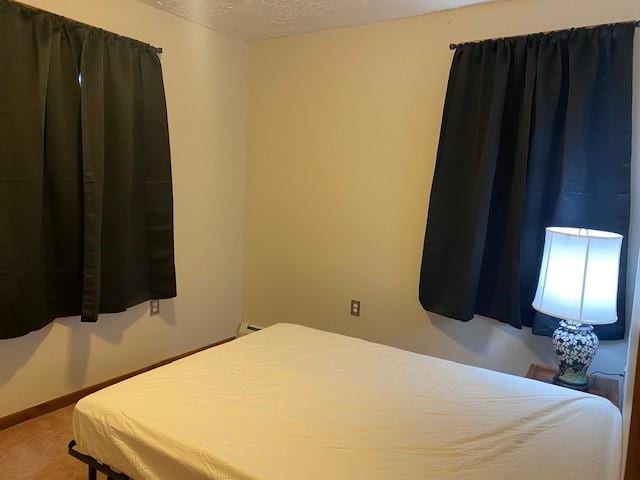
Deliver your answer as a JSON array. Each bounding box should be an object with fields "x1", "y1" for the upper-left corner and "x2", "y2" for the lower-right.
[{"x1": 137, "y1": 0, "x2": 499, "y2": 41}]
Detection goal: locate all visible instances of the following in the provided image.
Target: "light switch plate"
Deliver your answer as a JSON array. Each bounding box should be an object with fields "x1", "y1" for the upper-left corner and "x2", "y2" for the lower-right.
[{"x1": 150, "y1": 299, "x2": 160, "y2": 316}]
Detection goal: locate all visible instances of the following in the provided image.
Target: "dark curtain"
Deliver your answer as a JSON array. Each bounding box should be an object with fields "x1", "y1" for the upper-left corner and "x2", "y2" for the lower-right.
[
  {"x1": 0, "y1": 1, "x2": 176, "y2": 339},
  {"x1": 419, "y1": 23, "x2": 634, "y2": 340}
]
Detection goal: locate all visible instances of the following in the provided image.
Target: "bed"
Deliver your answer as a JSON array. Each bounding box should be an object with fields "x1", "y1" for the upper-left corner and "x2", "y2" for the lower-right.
[{"x1": 70, "y1": 323, "x2": 622, "y2": 480}]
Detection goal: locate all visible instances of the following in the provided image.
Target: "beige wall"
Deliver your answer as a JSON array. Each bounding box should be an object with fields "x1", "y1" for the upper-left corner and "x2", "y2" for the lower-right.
[
  {"x1": 245, "y1": 0, "x2": 640, "y2": 377},
  {"x1": 2, "y1": 0, "x2": 638, "y2": 423},
  {"x1": 0, "y1": 0, "x2": 248, "y2": 418}
]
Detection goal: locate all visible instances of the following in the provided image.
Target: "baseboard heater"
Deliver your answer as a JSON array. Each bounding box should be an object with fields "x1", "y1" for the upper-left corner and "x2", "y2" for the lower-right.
[{"x1": 237, "y1": 322, "x2": 264, "y2": 337}]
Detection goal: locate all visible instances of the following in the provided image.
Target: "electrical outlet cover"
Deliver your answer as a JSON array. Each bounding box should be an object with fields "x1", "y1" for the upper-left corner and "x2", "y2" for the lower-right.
[
  {"x1": 350, "y1": 299, "x2": 361, "y2": 317},
  {"x1": 150, "y1": 299, "x2": 160, "y2": 316}
]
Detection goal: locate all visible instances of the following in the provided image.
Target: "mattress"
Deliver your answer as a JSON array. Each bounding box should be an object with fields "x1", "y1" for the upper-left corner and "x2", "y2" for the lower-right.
[{"x1": 73, "y1": 323, "x2": 622, "y2": 480}]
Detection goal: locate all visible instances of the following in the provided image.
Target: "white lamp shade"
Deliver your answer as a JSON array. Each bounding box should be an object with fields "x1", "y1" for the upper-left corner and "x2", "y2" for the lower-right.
[{"x1": 532, "y1": 227, "x2": 622, "y2": 325}]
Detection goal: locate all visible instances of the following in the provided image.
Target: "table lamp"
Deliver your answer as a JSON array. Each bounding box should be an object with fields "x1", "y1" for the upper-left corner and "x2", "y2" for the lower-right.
[{"x1": 532, "y1": 227, "x2": 623, "y2": 391}]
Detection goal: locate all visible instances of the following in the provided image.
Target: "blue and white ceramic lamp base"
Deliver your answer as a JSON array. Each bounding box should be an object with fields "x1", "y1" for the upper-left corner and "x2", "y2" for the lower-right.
[{"x1": 551, "y1": 320, "x2": 599, "y2": 391}]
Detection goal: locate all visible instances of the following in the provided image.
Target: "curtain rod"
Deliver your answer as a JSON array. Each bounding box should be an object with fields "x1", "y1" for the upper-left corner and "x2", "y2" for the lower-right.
[
  {"x1": 7, "y1": 0, "x2": 163, "y2": 54},
  {"x1": 449, "y1": 20, "x2": 640, "y2": 50}
]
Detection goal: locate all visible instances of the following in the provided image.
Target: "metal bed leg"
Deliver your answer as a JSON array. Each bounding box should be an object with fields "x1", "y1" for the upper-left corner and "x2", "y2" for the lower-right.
[{"x1": 70, "y1": 439, "x2": 130, "y2": 479}]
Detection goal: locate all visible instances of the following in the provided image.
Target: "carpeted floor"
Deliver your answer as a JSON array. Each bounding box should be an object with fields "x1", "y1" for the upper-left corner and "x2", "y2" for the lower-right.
[{"x1": 0, "y1": 405, "x2": 106, "y2": 479}]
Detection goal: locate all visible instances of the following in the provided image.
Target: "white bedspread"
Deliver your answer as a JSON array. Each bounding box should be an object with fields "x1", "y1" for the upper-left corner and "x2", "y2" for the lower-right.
[{"x1": 74, "y1": 323, "x2": 622, "y2": 480}]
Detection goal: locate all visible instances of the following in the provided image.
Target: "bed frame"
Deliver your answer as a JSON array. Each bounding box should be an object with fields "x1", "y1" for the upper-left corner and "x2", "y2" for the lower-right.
[
  {"x1": 68, "y1": 440, "x2": 131, "y2": 480},
  {"x1": 65, "y1": 335, "x2": 640, "y2": 480},
  {"x1": 68, "y1": 390, "x2": 640, "y2": 480},
  {"x1": 63, "y1": 337, "x2": 238, "y2": 480}
]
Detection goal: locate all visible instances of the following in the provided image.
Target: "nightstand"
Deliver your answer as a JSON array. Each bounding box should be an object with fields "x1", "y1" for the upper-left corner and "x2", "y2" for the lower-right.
[{"x1": 526, "y1": 364, "x2": 620, "y2": 410}]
